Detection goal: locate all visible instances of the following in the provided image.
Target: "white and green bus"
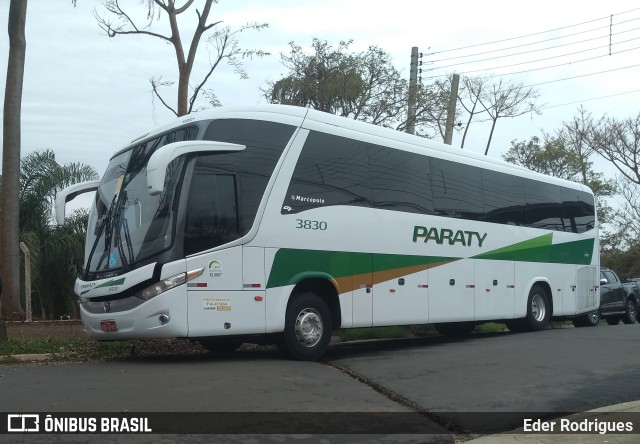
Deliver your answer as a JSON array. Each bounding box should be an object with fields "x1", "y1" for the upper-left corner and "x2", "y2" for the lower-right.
[{"x1": 57, "y1": 105, "x2": 599, "y2": 360}]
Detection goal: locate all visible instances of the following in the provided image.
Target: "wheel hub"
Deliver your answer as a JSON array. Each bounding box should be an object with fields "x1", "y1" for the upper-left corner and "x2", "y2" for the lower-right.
[
  {"x1": 531, "y1": 294, "x2": 546, "y2": 322},
  {"x1": 294, "y1": 308, "x2": 323, "y2": 348}
]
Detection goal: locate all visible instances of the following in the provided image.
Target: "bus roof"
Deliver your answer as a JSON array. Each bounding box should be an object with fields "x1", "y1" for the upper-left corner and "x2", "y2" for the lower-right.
[{"x1": 121, "y1": 104, "x2": 592, "y2": 195}]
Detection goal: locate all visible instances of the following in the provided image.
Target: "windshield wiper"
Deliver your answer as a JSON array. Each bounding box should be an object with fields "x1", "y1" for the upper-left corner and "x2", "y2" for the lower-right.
[
  {"x1": 84, "y1": 194, "x2": 118, "y2": 278},
  {"x1": 113, "y1": 191, "x2": 135, "y2": 271}
]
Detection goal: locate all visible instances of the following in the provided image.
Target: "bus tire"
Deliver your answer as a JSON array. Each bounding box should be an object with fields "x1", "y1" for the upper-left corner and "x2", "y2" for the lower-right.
[
  {"x1": 278, "y1": 292, "x2": 332, "y2": 361},
  {"x1": 434, "y1": 321, "x2": 475, "y2": 337},
  {"x1": 525, "y1": 284, "x2": 551, "y2": 331}
]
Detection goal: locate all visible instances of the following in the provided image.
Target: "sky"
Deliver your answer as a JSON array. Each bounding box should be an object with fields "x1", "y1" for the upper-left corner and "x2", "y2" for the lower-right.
[{"x1": 1, "y1": 0, "x2": 639, "y2": 184}]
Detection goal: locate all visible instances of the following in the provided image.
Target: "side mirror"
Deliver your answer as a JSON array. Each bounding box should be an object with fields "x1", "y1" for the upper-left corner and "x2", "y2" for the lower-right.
[
  {"x1": 146, "y1": 140, "x2": 245, "y2": 196},
  {"x1": 600, "y1": 278, "x2": 607, "y2": 285},
  {"x1": 55, "y1": 180, "x2": 101, "y2": 225}
]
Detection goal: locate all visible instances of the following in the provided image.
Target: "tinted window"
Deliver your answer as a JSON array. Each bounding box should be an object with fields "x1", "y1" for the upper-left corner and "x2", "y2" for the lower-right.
[
  {"x1": 284, "y1": 132, "x2": 370, "y2": 214},
  {"x1": 561, "y1": 188, "x2": 596, "y2": 233},
  {"x1": 282, "y1": 129, "x2": 594, "y2": 234},
  {"x1": 525, "y1": 180, "x2": 564, "y2": 231},
  {"x1": 369, "y1": 145, "x2": 434, "y2": 215},
  {"x1": 482, "y1": 170, "x2": 527, "y2": 226},
  {"x1": 184, "y1": 170, "x2": 239, "y2": 255},
  {"x1": 431, "y1": 158, "x2": 484, "y2": 220},
  {"x1": 602, "y1": 270, "x2": 617, "y2": 284},
  {"x1": 203, "y1": 119, "x2": 296, "y2": 233}
]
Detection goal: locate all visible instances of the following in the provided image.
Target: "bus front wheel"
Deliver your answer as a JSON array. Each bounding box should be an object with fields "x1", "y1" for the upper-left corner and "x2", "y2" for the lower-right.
[{"x1": 278, "y1": 292, "x2": 332, "y2": 361}]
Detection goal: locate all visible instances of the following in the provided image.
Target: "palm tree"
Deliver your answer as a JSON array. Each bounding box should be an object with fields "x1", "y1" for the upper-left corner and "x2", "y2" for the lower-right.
[{"x1": 14, "y1": 149, "x2": 98, "y2": 319}]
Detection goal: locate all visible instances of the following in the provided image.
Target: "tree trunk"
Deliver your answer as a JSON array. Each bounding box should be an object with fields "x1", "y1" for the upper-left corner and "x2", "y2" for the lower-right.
[
  {"x1": 484, "y1": 118, "x2": 498, "y2": 156},
  {"x1": 1, "y1": 0, "x2": 28, "y2": 320}
]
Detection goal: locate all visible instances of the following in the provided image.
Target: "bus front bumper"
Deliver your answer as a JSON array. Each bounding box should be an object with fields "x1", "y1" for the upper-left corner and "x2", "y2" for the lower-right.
[{"x1": 79, "y1": 287, "x2": 188, "y2": 340}]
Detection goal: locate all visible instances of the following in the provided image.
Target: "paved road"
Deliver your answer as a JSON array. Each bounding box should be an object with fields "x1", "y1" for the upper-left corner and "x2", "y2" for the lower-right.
[
  {"x1": 1, "y1": 324, "x2": 640, "y2": 443},
  {"x1": 326, "y1": 325, "x2": 640, "y2": 433}
]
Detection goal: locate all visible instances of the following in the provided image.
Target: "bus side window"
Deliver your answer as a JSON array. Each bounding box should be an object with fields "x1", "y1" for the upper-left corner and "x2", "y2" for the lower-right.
[
  {"x1": 482, "y1": 170, "x2": 527, "y2": 226},
  {"x1": 284, "y1": 131, "x2": 370, "y2": 214},
  {"x1": 369, "y1": 145, "x2": 434, "y2": 215}
]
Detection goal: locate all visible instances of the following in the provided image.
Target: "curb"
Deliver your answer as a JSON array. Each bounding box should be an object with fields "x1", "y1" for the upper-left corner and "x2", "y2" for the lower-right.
[{"x1": 10, "y1": 354, "x2": 53, "y2": 362}]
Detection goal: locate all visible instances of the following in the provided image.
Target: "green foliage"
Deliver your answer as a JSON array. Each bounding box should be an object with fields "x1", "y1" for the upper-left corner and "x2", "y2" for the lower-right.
[
  {"x1": 0, "y1": 339, "x2": 129, "y2": 362},
  {"x1": 601, "y1": 239, "x2": 640, "y2": 279},
  {"x1": 335, "y1": 325, "x2": 433, "y2": 341},
  {"x1": 503, "y1": 136, "x2": 581, "y2": 178},
  {"x1": 10, "y1": 150, "x2": 98, "y2": 319},
  {"x1": 474, "y1": 322, "x2": 508, "y2": 333},
  {"x1": 266, "y1": 39, "x2": 449, "y2": 138}
]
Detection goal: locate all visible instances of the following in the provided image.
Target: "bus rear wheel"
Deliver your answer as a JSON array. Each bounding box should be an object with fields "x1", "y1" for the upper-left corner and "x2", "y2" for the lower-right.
[
  {"x1": 508, "y1": 285, "x2": 551, "y2": 332},
  {"x1": 525, "y1": 284, "x2": 551, "y2": 331},
  {"x1": 278, "y1": 292, "x2": 332, "y2": 361}
]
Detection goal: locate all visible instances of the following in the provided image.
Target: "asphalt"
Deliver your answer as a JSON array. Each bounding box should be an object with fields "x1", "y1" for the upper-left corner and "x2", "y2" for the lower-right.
[
  {"x1": 467, "y1": 401, "x2": 640, "y2": 443},
  {"x1": 8, "y1": 354, "x2": 640, "y2": 442}
]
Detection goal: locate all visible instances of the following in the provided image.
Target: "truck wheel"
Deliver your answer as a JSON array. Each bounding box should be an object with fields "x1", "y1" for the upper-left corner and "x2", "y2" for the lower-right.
[
  {"x1": 572, "y1": 310, "x2": 599, "y2": 328},
  {"x1": 606, "y1": 317, "x2": 620, "y2": 326},
  {"x1": 622, "y1": 299, "x2": 638, "y2": 324},
  {"x1": 584, "y1": 310, "x2": 600, "y2": 326},
  {"x1": 524, "y1": 285, "x2": 551, "y2": 331},
  {"x1": 278, "y1": 292, "x2": 332, "y2": 361}
]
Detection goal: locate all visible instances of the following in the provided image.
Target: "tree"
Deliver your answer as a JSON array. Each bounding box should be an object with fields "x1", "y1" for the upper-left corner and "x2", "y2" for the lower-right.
[
  {"x1": 96, "y1": 0, "x2": 268, "y2": 116},
  {"x1": 457, "y1": 75, "x2": 489, "y2": 149},
  {"x1": 563, "y1": 110, "x2": 640, "y2": 249},
  {"x1": 503, "y1": 134, "x2": 615, "y2": 224},
  {"x1": 503, "y1": 136, "x2": 582, "y2": 179},
  {"x1": 475, "y1": 78, "x2": 540, "y2": 155},
  {"x1": 13, "y1": 150, "x2": 97, "y2": 319},
  {"x1": 265, "y1": 39, "x2": 449, "y2": 139},
  {"x1": 586, "y1": 111, "x2": 640, "y2": 186},
  {"x1": 1, "y1": 0, "x2": 28, "y2": 319}
]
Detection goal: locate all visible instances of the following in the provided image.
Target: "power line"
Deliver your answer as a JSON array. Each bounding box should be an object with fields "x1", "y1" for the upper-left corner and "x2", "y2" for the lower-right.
[
  {"x1": 424, "y1": 44, "x2": 640, "y2": 80},
  {"x1": 430, "y1": 25, "x2": 640, "y2": 71},
  {"x1": 539, "y1": 89, "x2": 640, "y2": 111},
  {"x1": 523, "y1": 63, "x2": 640, "y2": 88},
  {"x1": 486, "y1": 44, "x2": 640, "y2": 78},
  {"x1": 425, "y1": 7, "x2": 640, "y2": 56},
  {"x1": 429, "y1": 16, "x2": 640, "y2": 64},
  {"x1": 469, "y1": 88, "x2": 640, "y2": 124}
]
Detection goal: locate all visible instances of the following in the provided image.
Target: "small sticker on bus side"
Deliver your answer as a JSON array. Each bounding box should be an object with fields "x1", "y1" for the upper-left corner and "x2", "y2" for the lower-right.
[{"x1": 202, "y1": 297, "x2": 230, "y2": 311}]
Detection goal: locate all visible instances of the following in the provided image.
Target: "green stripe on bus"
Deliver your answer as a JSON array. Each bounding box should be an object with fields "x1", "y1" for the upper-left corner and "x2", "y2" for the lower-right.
[
  {"x1": 472, "y1": 234, "x2": 594, "y2": 265},
  {"x1": 266, "y1": 249, "x2": 456, "y2": 290},
  {"x1": 266, "y1": 235, "x2": 595, "y2": 290}
]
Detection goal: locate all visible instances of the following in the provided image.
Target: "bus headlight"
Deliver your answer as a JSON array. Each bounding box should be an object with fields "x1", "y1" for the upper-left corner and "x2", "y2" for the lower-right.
[
  {"x1": 135, "y1": 273, "x2": 186, "y2": 300},
  {"x1": 134, "y1": 268, "x2": 204, "y2": 301}
]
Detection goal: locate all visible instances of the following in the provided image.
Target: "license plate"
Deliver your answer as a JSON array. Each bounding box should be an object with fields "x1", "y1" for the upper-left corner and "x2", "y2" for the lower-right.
[{"x1": 100, "y1": 320, "x2": 117, "y2": 332}]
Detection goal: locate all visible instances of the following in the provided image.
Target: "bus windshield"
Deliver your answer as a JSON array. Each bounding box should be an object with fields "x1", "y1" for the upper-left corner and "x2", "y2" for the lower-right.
[{"x1": 84, "y1": 126, "x2": 196, "y2": 277}]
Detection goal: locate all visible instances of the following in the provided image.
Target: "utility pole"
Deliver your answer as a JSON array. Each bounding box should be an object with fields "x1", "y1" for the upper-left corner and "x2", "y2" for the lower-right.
[
  {"x1": 444, "y1": 73, "x2": 460, "y2": 145},
  {"x1": 407, "y1": 47, "x2": 419, "y2": 135}
]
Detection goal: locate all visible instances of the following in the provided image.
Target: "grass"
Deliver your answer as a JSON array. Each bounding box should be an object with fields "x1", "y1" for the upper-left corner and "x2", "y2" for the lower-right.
[
  {"x1": 336, "y1": 325, "x2": 425, "y2": 342},
  {"x1": 0, "y1": 339, "x2": 130, "y2": 362},
  {"x1": 0, "y1": 320, "x2": 574, "y2": 364}
]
